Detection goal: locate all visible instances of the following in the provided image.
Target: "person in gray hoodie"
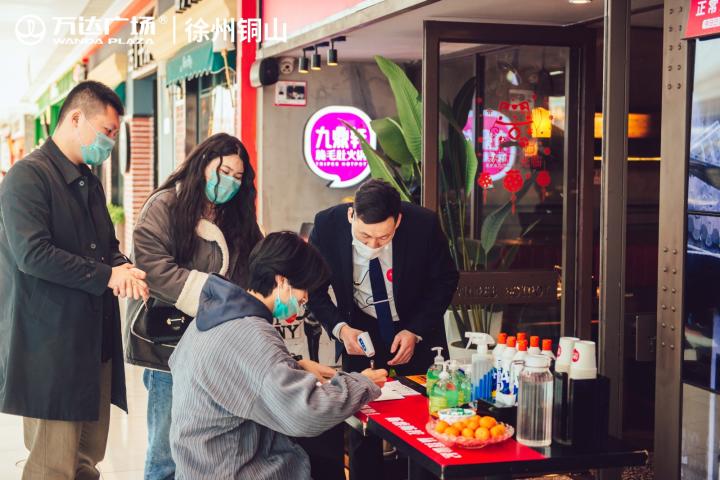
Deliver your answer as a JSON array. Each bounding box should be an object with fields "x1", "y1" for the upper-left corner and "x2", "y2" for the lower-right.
[{"x1": 169, "y1": 232, "x2": 386, "y2": 480}]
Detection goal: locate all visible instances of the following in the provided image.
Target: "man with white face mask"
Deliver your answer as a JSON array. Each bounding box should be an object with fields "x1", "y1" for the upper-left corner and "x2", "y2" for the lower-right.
[{"x1": 305, "y1": 179, "x2": 459, "y2": 480}]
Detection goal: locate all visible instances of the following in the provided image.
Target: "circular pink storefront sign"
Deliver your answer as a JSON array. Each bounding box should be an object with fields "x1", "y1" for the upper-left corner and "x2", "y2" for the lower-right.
[{"x1": 303, "y1": 106, "x2": 377, "y2": 188}]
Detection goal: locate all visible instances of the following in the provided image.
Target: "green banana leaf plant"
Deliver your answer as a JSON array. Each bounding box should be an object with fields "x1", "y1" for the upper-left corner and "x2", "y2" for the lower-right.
[{"x1": 345, "y1": 55, "x2": 538, "y2": 338}]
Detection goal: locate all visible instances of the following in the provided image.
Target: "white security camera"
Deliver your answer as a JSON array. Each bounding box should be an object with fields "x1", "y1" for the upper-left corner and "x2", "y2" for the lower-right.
[{"x1": 279, "y1": 57, "x2": 295, "y2": 75}]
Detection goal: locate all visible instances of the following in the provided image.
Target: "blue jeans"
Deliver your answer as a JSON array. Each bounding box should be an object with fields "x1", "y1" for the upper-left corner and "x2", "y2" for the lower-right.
[{"x1": 143, "y1": 369, "x2": 175, "y2": 480}]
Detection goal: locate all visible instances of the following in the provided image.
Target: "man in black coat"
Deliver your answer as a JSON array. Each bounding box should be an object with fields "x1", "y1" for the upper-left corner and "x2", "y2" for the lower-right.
[
  {"x1": 306, "y1": 179, "x2": 459, "y2": 480},
  {"x1": 0, "y1": 81, "x2": 149, "y2": 479}
]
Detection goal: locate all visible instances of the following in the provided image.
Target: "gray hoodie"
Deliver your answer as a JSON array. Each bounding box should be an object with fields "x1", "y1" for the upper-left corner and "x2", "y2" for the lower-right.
[{"x1": 169, "y1": 274, "x2": 381, "y2": 480}]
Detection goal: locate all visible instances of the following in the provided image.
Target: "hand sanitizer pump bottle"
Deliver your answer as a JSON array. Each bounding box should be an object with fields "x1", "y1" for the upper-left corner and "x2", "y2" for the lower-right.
[{"x1": 426, "y1": 347, "x2": 445, "y2": 396}]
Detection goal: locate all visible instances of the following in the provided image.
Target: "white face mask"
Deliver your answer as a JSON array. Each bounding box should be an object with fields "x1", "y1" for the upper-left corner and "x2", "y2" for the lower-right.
[{"x1": 351, "y1": 230, "x2": 387, "y2": 260}]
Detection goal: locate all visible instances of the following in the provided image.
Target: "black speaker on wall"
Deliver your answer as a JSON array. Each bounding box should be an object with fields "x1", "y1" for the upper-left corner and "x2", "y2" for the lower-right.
[{"x1": 249, "y1": 58, "x2": 280, "y2": 87}]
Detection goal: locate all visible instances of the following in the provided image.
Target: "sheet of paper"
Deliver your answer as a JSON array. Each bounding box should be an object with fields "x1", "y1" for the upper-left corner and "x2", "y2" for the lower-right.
[
  {"x1": 373, "y1": 380, "x2": 422, "y2": 401},
  {"x1": 389, "y1": 381, "x2": 422, "y2": 397},
  {"x1": 375, "y1": 384, "x2": 404, "y2": 401}
]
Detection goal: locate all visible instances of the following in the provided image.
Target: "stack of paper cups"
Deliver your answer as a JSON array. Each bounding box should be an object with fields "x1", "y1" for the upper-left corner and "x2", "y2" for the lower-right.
[
  {"x1": 569, "y1": 340, "x2": 597, "y2": 380},
  {"x1": 555, "y1": 337, "x2": 579, "y2": 373}
]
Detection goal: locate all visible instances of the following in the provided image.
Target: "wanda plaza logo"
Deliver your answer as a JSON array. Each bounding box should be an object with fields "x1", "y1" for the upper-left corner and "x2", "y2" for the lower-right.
[
  {"x1": 14, "y1": 15, "x2": 47, "y2": 46},
  {"x1": 14, "y1": 14, "x2": 287, "y2": 47}
]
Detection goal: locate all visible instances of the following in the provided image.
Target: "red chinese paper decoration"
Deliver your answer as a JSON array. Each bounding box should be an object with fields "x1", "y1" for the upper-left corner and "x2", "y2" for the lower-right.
[
  {"x1": 536, "y1": 170, "x2": 551, "y2": 200},
  {"x1": 503, "y1": 169, "x2": 523, "y2": 214},
  {"x1": 477, "y1": 172, "x2": 493, "y2": 204}
]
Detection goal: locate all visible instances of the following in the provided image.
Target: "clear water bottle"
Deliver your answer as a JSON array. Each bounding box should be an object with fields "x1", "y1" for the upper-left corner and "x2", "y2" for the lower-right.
[{"x1": 516, "y1": 354, "x2": 553, "y2": 447}]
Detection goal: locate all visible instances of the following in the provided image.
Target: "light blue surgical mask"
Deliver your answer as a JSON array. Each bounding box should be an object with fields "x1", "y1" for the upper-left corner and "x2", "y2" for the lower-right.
[
  {"x1": 273, "y1": 283, "x2": 301, "y2": 322},
  {"x1": 80, "y1": 115, "x2": 115, "y2": 167},
  {"x1": 205, "y1": 170, "x2": 242, "y2": 204}
]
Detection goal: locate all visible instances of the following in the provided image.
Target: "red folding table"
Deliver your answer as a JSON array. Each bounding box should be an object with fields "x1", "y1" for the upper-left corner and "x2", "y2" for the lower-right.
[{"x1": 347, "y1": 382, "x2": 648, "y2": 479}]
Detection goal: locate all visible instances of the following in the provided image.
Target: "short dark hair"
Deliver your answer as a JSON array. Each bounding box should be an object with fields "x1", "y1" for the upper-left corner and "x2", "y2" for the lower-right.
[
  {"x1": 58, "y1": 80, "x2": 125, "y2": 124},
  {"x1": 353, "y1": 179, "x2": 401, "y2": 223},
  {"x1": 247, "y1": 232, "x2": 331, "y2": 296}
]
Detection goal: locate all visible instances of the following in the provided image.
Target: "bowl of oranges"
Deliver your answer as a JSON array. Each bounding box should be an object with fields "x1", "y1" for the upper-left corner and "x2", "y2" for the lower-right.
[{"x1": 426, "y1": 414, "x2": 514, "y2": 449}]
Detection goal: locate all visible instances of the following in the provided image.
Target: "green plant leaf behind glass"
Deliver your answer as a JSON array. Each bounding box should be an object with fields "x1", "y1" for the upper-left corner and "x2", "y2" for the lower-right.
[{"x1": 480, "y1": 172, "x2": 536, "y2": 256}]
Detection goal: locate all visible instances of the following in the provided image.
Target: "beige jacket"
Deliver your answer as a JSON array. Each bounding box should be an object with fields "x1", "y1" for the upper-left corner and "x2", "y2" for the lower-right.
[{"x1": 123, "y1": 187, "x2": 260, "y2": 371}]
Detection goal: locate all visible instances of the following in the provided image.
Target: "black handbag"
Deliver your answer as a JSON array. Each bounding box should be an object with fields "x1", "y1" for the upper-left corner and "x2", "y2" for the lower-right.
[{"x1": 131, "y1": 297, "x2": 193, "y2": 346}]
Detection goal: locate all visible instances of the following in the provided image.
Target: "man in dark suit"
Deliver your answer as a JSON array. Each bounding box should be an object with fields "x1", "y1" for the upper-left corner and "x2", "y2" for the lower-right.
[{"x1": 306, "y1": 179, "x2": 459, "y2": 480}]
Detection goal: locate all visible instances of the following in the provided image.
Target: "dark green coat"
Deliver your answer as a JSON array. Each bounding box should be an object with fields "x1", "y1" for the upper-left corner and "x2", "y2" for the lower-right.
[{"x1": 0, "y1": 138, "x2": 127, "y2": 421}]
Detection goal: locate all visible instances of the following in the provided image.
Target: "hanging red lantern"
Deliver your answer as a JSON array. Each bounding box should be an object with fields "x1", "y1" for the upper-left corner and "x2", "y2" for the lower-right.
[
  {"x1": 503, "y1": 169, "x2": 523, "y2": 214},
  {"x1": 536, "y1": 170, "x2": 551, "y2": 200},
  {"x1": 477, "y1": 171, "x2": 493, "y2": 204}
]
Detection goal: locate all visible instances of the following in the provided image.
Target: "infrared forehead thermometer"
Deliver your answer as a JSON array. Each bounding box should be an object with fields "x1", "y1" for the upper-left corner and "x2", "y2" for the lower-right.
[
  {"x1": 358, "y1": 332, "x2": 376, "y2": 368},
  {"x1": 358, "y1": 332, "x2": 375, "y2": 357}
]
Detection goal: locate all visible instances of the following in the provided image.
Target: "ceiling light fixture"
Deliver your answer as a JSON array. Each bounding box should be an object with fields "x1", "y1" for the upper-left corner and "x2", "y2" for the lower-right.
[
  {"x1": 299, "y1": 47, "x2": 314, "y2": 73},
  {"x1": 312, "y1": 41, "x2": 330, "y2": 71},
  {"x1": 568, "y1": 0, "x2": 592, "y2": 4},
  {"x1": 327, "y1": 36, "x2": 347, "y2": 66}
]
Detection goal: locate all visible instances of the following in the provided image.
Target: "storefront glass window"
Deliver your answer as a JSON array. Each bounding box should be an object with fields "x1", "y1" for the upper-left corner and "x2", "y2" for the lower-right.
[
  {"x1": 199, "y1": 80, "x2": 213, "y2": 142},
  {"x1": 185, "y1": 77, "x2": 199, "y2": 155},
  {"x1": 438, "y1": 44, "x2": 568, "y2": 339}
]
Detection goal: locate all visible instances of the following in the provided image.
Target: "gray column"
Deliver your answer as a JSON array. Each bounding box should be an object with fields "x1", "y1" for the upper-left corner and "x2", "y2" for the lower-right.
[{"x1": 654, "y1": 1, "x2": 689, "y2": 479}]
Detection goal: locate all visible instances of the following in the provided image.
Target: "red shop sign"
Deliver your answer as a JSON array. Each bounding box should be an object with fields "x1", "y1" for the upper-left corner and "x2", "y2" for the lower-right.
[{"x1": 686, "y1": 0, "x2": 720, "y2": 39}]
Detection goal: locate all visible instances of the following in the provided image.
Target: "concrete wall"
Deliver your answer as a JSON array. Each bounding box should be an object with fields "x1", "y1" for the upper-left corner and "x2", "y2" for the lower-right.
[{"x1": 258, "y1": 61, "x2": 396, "y2": 232}]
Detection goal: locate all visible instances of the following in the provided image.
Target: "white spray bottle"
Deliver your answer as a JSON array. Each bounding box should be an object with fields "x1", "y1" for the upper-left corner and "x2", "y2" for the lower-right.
[
  {"x1": 465, "y1": 332, "x2": 496, "y2": 403},
  {"x1": 493, "y1": 333, "x2": 508, "y2": 398},
  {"x1": 496, "y1": 336, "x2": 517, "y2": 406}
]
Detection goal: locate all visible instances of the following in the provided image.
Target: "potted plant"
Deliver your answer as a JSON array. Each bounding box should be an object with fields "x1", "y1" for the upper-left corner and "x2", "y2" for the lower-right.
[{"x1": 344, "y1": 56, "x2": 538, "y2": 358}]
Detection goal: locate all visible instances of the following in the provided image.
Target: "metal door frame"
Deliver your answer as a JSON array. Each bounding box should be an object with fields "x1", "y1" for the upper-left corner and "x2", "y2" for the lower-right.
[{"x1": 421, "y1": 20, "x2": 596, "y2": 340}]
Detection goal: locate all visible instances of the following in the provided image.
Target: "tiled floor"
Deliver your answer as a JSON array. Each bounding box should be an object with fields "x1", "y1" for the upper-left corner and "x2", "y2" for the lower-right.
[
  {"x1": 0, "y1": 323, "x2": 336, "y2": 480},
  {"x1": 0, "y1": 365, "x2": 149, "y2": 480}
]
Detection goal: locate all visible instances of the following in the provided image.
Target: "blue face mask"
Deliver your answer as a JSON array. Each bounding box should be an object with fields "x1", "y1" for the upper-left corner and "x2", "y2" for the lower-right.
[
  {"x1": 205, "y1": 170, "x2": 242, "y2": 204},
  {"x1": 273, "y1": 283, "x2": 301, "y2": 322},
  {"x1": 80, "y1": 116, "x2": 115, "y2": 167}
]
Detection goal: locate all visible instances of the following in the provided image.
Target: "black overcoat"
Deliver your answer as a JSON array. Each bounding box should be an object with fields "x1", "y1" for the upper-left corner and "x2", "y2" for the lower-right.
[{"x1": 0, "y1": 138, "x2": 127, "y2": 421}]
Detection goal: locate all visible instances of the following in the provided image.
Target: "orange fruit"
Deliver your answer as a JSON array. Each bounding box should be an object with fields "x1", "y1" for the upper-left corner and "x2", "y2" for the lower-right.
[
  {"x1": 435, "y1": 421, "x2": 449, "y2": 434},
  {"x1": 445, "y1": 427, "x2": 460, "y2": 437},
  {"x1": 469, "y1": 415, "x2": 481, "y2": 422},
  {"x1": 461, "y1": 428, "x2": 475, "y2": 439},
  {"x1": 490, "y1": 424, "x2": 506, "y2": 438},
  {"x1": 451, "y1": 421, "x2": 465, "y2": 431},
  {"x1": 467, "y1": 419, "x2": 480, "y2": 430},
  {"x1": 479, "y1": 416, "x2": 497, "y2": 429},
  {"x1": 475, "y1": 427, "x2": 491, "y2": 441}
]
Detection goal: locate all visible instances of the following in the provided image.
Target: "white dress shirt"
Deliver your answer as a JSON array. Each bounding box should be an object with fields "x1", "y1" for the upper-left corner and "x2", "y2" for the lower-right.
[{"x1": 332, "y1": 241, "x2": 420, "y2": 344}]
